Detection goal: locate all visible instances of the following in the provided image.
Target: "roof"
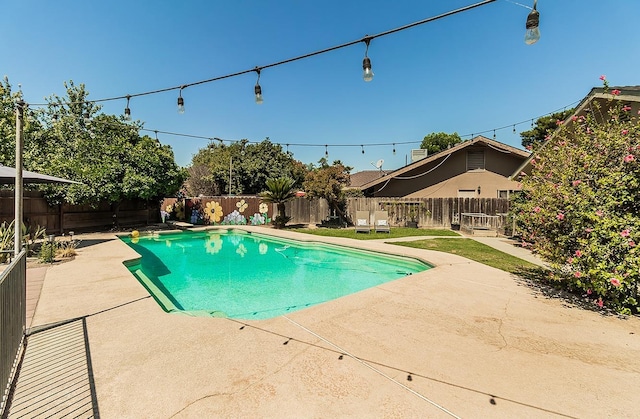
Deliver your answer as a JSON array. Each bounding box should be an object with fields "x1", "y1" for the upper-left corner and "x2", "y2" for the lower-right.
[
  {"x1": 510, "y1": 85, "x2": 640, "y2": 178},
  {"x1": 359, "y1": 136, "x2": 530, "y2": 190},
  {"x1": 0, "y1": 165, "x2": 81, "y2": 184},
  {"x1": 348, "y1": 170, "x2": 389, "y2": 188}
]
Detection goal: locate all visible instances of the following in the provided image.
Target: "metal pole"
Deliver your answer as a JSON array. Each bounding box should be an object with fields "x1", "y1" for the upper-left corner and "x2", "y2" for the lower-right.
[
  {"x1": 14, "y1": 100, "x2": 25, "y2": 256},
  {"x1": 228, "y1": 155, "x2": 232, "y2": 197}
]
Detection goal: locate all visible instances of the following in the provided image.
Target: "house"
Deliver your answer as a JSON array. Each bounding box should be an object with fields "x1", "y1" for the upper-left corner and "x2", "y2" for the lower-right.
[
  {"x1": 347, "y1": 170, "x2": 388, "y2": 190},
  {"x1": 359, "y1": 136, "x2": 530, "y2": 198},
  {"x1": 512, "y1": 85, "x2": 640, "y2": 177}
]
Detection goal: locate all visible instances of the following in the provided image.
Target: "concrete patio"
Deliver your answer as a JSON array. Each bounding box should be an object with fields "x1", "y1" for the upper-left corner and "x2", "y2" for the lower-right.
[{"x1": 5, "y1": 227, "x2": 640, "y2": 418}]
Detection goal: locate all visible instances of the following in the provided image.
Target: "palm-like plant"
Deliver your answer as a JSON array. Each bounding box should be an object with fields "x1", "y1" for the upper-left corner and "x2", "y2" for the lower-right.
[{"x1": 259, "y1": 177, "x2": 297, "y2": 228}]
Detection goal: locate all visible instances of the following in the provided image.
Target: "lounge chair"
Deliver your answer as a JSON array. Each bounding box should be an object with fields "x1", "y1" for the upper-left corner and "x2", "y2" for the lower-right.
[
  {"x1": 374, "y1": 210, "x2": 391, "y2": 233},
  {"x1": 354, "y1": 211, "x2": 371, "y2": 233}
]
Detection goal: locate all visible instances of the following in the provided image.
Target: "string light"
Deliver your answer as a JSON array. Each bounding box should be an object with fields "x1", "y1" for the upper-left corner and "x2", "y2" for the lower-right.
[
  {"x1": 512, "y1": 124, "x2": 516, "y2": 133},
  {"x1": 362, "y1": 37, "x2": 374, "y2": 82},
  {"x1": 325, "y1": 145, "x2": 328, "y2": 158},
  {"x1": 361, "y1": 145, "x2": 365, "y2": 154},
  {"x1": 493, "y1": 129, "x2": 496, "y2": 139},
  {"x1": 393, "y1": 143, "x2": 396, "y2": 155},
  {"x1": 124, "y1": 95, "x2": 131, "y2": 120},
  {"x1": 524, "y1": 0, "x2": 540, "y2": 45},
  {"x1": 177, "y1": 87, "x2": 185, "y2": 114},
  {"x1": 254, "y1": 68, "x2": 264, "y2": 105}
]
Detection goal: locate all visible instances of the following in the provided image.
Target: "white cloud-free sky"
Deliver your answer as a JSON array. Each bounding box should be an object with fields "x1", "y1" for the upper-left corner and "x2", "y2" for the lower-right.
[{"x1": 3, "y1": 0, "x2": 639, "y2": 172}]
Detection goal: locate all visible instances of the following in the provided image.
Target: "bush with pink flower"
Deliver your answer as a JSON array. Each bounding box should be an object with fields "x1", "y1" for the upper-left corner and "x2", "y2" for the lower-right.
[{"x1": 512, "y1": 77, "x2": 639, "y2": 315}]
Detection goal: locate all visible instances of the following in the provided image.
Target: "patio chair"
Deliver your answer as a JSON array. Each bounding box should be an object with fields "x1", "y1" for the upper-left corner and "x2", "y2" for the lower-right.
[
  {"x1": 354, "y1": 211, "x2": 371, "y2": 233},
  {"x1": 374, "y1": 210, "x2": 391, "y2": 233}
]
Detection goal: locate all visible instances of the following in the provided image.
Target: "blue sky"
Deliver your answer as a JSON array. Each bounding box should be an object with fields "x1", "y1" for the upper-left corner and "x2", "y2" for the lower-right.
[{"x1": 3, "y1": 0, "x2": 640, "y2": 172}]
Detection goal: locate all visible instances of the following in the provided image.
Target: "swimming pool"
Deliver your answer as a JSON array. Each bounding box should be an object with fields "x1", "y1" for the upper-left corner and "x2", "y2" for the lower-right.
[{"x1": 121, "y1": 229, "x2": 430, "y2": 320}]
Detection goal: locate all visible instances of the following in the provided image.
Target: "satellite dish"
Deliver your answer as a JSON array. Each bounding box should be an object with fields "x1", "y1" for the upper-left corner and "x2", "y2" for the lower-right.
[{"x1": 375, "y1": 159, "x2": 384, "y2": 169}]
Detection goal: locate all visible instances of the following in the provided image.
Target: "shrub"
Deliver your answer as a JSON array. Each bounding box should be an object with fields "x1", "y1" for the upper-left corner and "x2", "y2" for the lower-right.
[{"x1": 512, "y1": 78, "x2": 639, "y2": 314}]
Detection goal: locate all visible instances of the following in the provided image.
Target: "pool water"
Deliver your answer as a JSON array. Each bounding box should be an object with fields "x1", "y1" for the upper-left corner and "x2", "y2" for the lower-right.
[{"x1": 121, "y1": 230, "x2": 430, "y2": 320}]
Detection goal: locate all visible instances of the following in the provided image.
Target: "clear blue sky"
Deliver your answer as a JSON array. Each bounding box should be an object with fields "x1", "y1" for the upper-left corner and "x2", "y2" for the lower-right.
[{"x1": 3, "y1": 0, "x2": 640, "y2": 172}]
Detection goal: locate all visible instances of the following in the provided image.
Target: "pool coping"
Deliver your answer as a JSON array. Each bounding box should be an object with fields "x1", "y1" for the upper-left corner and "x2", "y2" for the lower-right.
[{"x1": 116, "y1": 226, "x2": 435, "y2": 318}]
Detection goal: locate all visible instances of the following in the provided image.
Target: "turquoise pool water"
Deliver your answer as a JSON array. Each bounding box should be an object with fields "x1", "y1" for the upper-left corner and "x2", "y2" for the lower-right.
[{"x1": 121, "y1": 230, "x2": 430, "y2": 320}]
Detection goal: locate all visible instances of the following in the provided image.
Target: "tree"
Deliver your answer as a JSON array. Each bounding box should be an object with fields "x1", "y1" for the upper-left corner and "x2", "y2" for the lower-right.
[
  {"x1": 190, "y1": 138, "x2": 307, "y2": 196},
  {"x1": 420, "y1": 132, "x2": 462, "y2": 155},
  {"x1": 259, "y1": 177, "x2": 296, "y2": 228},
  {"x1": 24, "y1": 81, "x2": 186, "y2": 224},
  {"x1": 303, "y1": 160, "x2": 351, "y2": 220},
  {"x1": 520, "y1": 109, "x2": 575, "y2": 149},
  {"x1": 511, "y1": 89, "x2": 638, "y2": 314}
]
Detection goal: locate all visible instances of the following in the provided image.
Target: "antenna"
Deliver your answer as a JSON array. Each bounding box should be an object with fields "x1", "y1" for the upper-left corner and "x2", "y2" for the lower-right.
[{"x1": 370, "y1": 159, "x2": 385, "y2": 175}]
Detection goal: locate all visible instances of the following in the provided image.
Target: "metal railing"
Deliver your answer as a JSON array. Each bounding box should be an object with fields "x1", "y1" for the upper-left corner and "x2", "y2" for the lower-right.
[{"x1": 0, "y1": 251, "x2": 26, "y2": 415}]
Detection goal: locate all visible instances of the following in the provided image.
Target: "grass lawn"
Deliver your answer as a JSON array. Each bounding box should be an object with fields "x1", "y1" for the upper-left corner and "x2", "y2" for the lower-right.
[
  {"x1": 291, "y1": 227, "x2": 460, "y2": 240},
  {"x1": 391, "y1": 238, "x2": 540, "y2": 273}
]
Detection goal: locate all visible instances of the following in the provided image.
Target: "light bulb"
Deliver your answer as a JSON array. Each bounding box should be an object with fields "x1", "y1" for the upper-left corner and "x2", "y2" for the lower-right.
[
  {"x1": 255, "y1": 84, "x2": 264, "y2": 105},
  {"x1": 124, "y1": 107, "x2": 131, "y2": 120},
  {"x1": 362, "y1": 57, "x2": 374, "y2": 82},
  {"x1": 177, "y1": 96, "x2": 185, "y2": 114},
  {"x1": 525, "y1": 7, "x2": 540, "y2": 45}
]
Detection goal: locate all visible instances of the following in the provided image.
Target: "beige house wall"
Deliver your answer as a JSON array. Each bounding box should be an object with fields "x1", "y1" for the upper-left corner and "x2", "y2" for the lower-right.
[
  {"x1": 369, "y1": 144, "x2": 525, "y2": 198},
  {"x1": 405, "y1": 170, "x2": 521, "y2": 199}
]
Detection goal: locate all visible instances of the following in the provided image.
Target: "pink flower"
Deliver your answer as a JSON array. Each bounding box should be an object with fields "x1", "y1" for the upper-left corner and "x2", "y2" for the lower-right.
[
  {"x1": 624, "y1": 154, "x2": 635, "y2": 163},
  {"x1": 587, "y1": 289, "x2": 592, "y2": 295},
  {"x1": 599, "y1": 75, "x2": 606, "y2": 81},
  {"x1": 558, "y1": 140, "x2": 566, "y2": 147},
  {"x1": 585, "y1": 228, "x2": 593, "y2": 233},
  {"x1": 567, "y1": 257, "x2": 574, "y2": 264},
  {"x1": 533, "y1": 206, "x2": 541, "y2": 213},
  {"x1": 571, "y1": 115, "x2": 578, "y2": 121},
  {"x1": 574, "y1": 271, "x2": 582, "y2": 278},
  {"x1": 520, "y1": 171, "x2": 527, "y2": 177},
  {"x1": 620, "y1": 229, "x2": 630, "y2": 237},
  {"x1": 622, "y1": 129, "x2": 629, "y2": 135},
  {"x1": 557, "y1": 213, "x2": 565, "y2": 221},
  {"x1": 531, "y1": 159, "x2": 537, "y2": 166},
  {"x1": 612, "y1": 89, "x2": 621, "y2": 96},
  {"x1": 595, "y1": 210, "x2": 604, "y2": 217},
  {"x1": 610, "y1": 278, "x2": 621, "y2": 287},
  {"x1": 556, "y1": 120, "x2": 563, "y2": 126},
  {"x1": 629, "y1": 240, "x2": 636, "y2": 247},
  {"x1": 575, "y1": 250, "x2": 583, "y2": 257},
  {"x1": 572, "y1": 180, "x2": 582, "y2": 187},
  {"x1": 597, "y1": 299, "x2": 604, "y2": 308},
  {"x1": 623, "y1": 105, "x2": 632, "y2": 112},
  {"x1": 525, "y1": 145, "x2": 532, "y2": 151}
]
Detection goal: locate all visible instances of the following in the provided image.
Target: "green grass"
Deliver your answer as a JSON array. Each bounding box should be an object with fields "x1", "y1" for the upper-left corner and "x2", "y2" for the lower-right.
[
  {"x1": 291, "y1": 227, "x2": 460, "y2": 240},
  {"x1": 391, "y1": 238, "x2": 539, "y2": 273}
]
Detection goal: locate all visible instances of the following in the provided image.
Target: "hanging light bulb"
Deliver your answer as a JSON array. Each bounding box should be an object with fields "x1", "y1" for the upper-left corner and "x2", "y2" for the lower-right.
[
  {"x1": 325, "y1": 145, "x2": 328, "y2": 158},
  {"x1": 83, "y1": 110, "x2": 91, "y2": 125},
  {"x1": 254, "y1": 68, "x2": 264, "y2": 105},
  {"x1": 493, "y1": 130, "x2": 496, "y2": 140},
  {"x1": 124, "y1": 95, "x2": 132, "y2": 120},
  {"x1": 361, "y1": 145, "x2": 365, "y2": 154},
  {"x1": 524, "y1": 0, "x2": 540, "y2": 45},
  {"x1": 512, "y1": 125, "x2": 516, "y2": 134},
  {"x1": 177, "y1": 87, "x2": 185, "y2": 114},
  {"x1": 393, "y1": 143, "x2": 396, "y2": 155},
  {"x1": 362, "y1": 37, "x2": 374, "y2": 82}
]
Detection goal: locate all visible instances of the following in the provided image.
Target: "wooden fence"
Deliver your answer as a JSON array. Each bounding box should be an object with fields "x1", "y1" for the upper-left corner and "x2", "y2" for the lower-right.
[{"x1": 0, "y1": 190, "x2": 159, "y2": 233}]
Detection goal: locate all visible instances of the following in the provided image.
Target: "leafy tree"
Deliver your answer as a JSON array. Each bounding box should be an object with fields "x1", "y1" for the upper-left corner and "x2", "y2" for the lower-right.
[
  {"x1": 420, "y1": 132, "x2": 462, "y2": 155},
  {"x1": 303, "y1": 160, "x2": 351, "y2": 220},
  {"x1": 190, "y1": 138, "x2": 306, "y2": 196},
  {"x1": 25, "y1": 81, "x2": 185, "y2": 224},
  {"x1": 259, "y1": 177, "x2": 296, "y2": 228},
  {"x1": 511, "y1": 87, "x2": 638, "y2": 314},
  {"x1": 520, "y1": 109, "x2": 575, "y2": 149}
]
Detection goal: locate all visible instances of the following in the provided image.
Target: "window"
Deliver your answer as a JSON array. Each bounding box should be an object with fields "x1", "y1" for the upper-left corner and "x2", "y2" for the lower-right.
[
  {"x1": 467, "y1": 150, "x2": 485, "y2": 170},
  {"x1": 458, "y1": 189, "x2": 477, "y2": 198}
]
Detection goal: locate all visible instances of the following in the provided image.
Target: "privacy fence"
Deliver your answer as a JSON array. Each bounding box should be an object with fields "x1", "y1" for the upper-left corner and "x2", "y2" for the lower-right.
[
  {"x1": 0, "y1": 190, "x2": 159, "y2": 233},
  {"x1": 162, "y1": 196, "x2": 511, "y2": 231}
]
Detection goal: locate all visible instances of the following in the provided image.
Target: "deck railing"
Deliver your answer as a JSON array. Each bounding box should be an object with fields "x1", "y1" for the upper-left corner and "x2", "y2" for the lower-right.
[{"x1": 0, "y1": 251, "x2": 26, "y2": 415}]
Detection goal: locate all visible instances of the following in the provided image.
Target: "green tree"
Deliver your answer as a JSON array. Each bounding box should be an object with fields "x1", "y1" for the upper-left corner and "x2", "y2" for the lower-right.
[
  {"x1": 303, "y1": 160, "x2": 351, "y2": 220},
  {"x1": 190, "y1": 138, "x2": 307, "y2": 196},
  {"x1": 259, "y1": 177, "x2": 296, "y2": 228},
  {"x1": 520, "y1": 109, "x2": 575, "y2": 149},
  {"x1": 27, "y1": 81, "x2": 185, "y2": 224},
  {"x1": 420, "y1": 132, "x2": 462, "y2": 155},
  {"x1": 511, "y1": 91, "x2": 638, "y2": 314}
]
